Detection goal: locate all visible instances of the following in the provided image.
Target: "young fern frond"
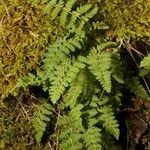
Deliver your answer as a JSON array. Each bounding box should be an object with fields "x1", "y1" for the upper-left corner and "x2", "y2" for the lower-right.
[
  {"x1": 32, "y1": 101, "x2": 53, "y2": 144},
  {"x1": 126, "y1": 77, "x2": 149, "y2": 99}
]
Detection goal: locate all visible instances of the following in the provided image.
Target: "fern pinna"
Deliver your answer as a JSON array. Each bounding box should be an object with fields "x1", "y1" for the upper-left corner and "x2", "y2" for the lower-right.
[{"x1": 14, "y1": 0, "x2": 150, "y2": 149}]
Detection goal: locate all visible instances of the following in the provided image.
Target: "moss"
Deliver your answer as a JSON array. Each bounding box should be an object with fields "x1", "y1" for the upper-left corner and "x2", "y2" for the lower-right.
[
  {"x1": 101, "y1": 0, "x2": 150, "y2": 39},
  {"x1": 0, "y1": 93, "x2": 36, "y2": 150},
  {"x1": 0, "y1": 0, "x2": 64, "y2": 99}
]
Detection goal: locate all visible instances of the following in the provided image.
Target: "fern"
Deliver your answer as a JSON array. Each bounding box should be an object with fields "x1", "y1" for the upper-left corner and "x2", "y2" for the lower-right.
[
  {"x1": 57, "y1": 104, "x2": 84, "y2": 150},
  {"x1": 60, "y1": 0, "x2": 77, "y2": 26},
  {"x1": 87, "y1": 45, "x2": 112, "y2": 93},
  {"x1": 31, "y1": 0, "x2": 98, "y2": 35},
  {"x1": 92, "y1": 95, "x2": 119, "y2": 139},
  {"x1": 111, "y1": 50, "x2": 124, "y2": 84},
  {"x1": 140, "y1": 54, "x2": 150, "y2": 70},
  {"x1": 16, "y1": 73, "x2": 40, "y2": 89},
  {"x1": 32, "y1": 101, "x2": 53, "y2": 144},
  {"x1": 83, "y1": 127, "x2": 102, "y2": 150},
  {"x1": 126, "y1": 77, "x2": 149, "y2": 99}
]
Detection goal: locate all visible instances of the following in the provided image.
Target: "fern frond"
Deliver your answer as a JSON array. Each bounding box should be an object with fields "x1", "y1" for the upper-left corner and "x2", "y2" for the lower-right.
[
  {"x1": 84, "y1": 5, "x2": 98, "y2": 21},
  {"x1": 43, "y1": 37, "x2": 83, "y2": 81},
  {"x1": 92, "y1": 21, "x2": 109, "y2": 30},
  {"x1": 87, "y1": 49, "x2": 112, "y2": 93},
  {"x1": 51, "y1": 0, "x2": 64, "y2": 20},
  {"x1": 63, "y1": 78, "x2": 83, "y2": 108},
  {"x1": 67, "y1": 4, "x2": 92, "y2": 29},
  {"x1": 60, "y1": 0, "x2": 77, "y2": 26},
  {"x1": 126, "y1": 77, "x2": 149, "y2": 99},
  {"x1": 98, "y1": 104, "x2": 119, "y2": 139},
  {"x1": 49, "y1": 58, "x2": 85, "y2": 103},
  {"x1": 83, "y1": 127, "x2": 102, "y2": 150},
  {"x1": 43, "y1": 0, "x2": 57, "y2": 14},
  {"x1": 57, "y1": 104, "x2": 84, "y2": 150},
  {"x1": 32, "y1": 101, "x2": 53, "y2": 144},
  {"x1": 140, "y1": 54, "x2": 150, "y2": 70},
  {"x1": 16, "y1": 73, "x2": 39, "y2": 89}
]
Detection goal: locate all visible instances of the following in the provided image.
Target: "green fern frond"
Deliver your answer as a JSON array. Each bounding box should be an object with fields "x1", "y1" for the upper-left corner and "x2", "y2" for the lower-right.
[
  {"x1": 87, "y1": 49, "x2": 112, "y2": 93},
  {"x1": 43, "y1": 0, "x2": 57, "y2": 14},
  {"x1": 16, "y1": 73, "x2": 39, "y2": 89},
  {"x1": 43, "y1": 37, "x2": 84, "y2": 81},
  {"x1": 57, "y1": 104, "x2": 84, "y2": 150},
  {"x1": 51, "y1": 0, "x2": 64, "y2": 20},
  {"x1": 60, "y1": 0, "x2": 77, "y2": 26},
  {"x1": 140, "y1": 54, "x2": 150, "y2": 70},
  {"x1": 49, "y1": 58, "x2": 85, "y2": 103},
  {"x1": 32, "y1": 101, "x2": 53, "y2": 144},
  {"x1": 84, "y1": 5, "x2": 98, "y2": 21},
  {"x1": 126, "y1": 77, "x2": 149, "y2": 99},
  {"x1": 83, "y1": 127, "x2": 102, "y2": 150},
  {"x1": 63, "y1": 76, "x2": 84, "y2": 108},
  {"x1": 67, "y1": 4, "x2": 92, "y2": 30},
  {"x1": 98, "y1": 104, "x2": 119, "y2": 139}
]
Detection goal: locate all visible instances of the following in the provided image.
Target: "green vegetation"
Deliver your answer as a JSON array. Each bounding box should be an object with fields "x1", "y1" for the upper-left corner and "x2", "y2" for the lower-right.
[{"x1": 0, "y1": 0, "x2": 150, "y2": 149}]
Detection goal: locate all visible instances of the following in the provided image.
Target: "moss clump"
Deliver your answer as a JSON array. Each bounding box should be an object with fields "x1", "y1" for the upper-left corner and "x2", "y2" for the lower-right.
[
  {"x1": 0, "y1": 0, "x2": 64, "y2": 99},
  {"x1": 0, "y1": 93, "x2": 36, "y2": 150},
  {"x1": 101, "y1": 0, "x2": 150, "y2": 39}
]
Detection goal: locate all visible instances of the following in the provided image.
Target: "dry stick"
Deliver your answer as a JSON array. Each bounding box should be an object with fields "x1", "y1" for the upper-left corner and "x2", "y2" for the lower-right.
[{"x1": 48, "y1": 142, "x2": 53, "y2": 150}]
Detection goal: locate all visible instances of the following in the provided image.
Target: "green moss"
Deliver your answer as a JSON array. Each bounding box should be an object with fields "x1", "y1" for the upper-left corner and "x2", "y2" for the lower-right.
[
  {"x1": 0, "y1": 0, "x2": 64, "y2": 99},
  {"x1": 101, "y1": 0, "x2": 150, "y2": 39}
]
